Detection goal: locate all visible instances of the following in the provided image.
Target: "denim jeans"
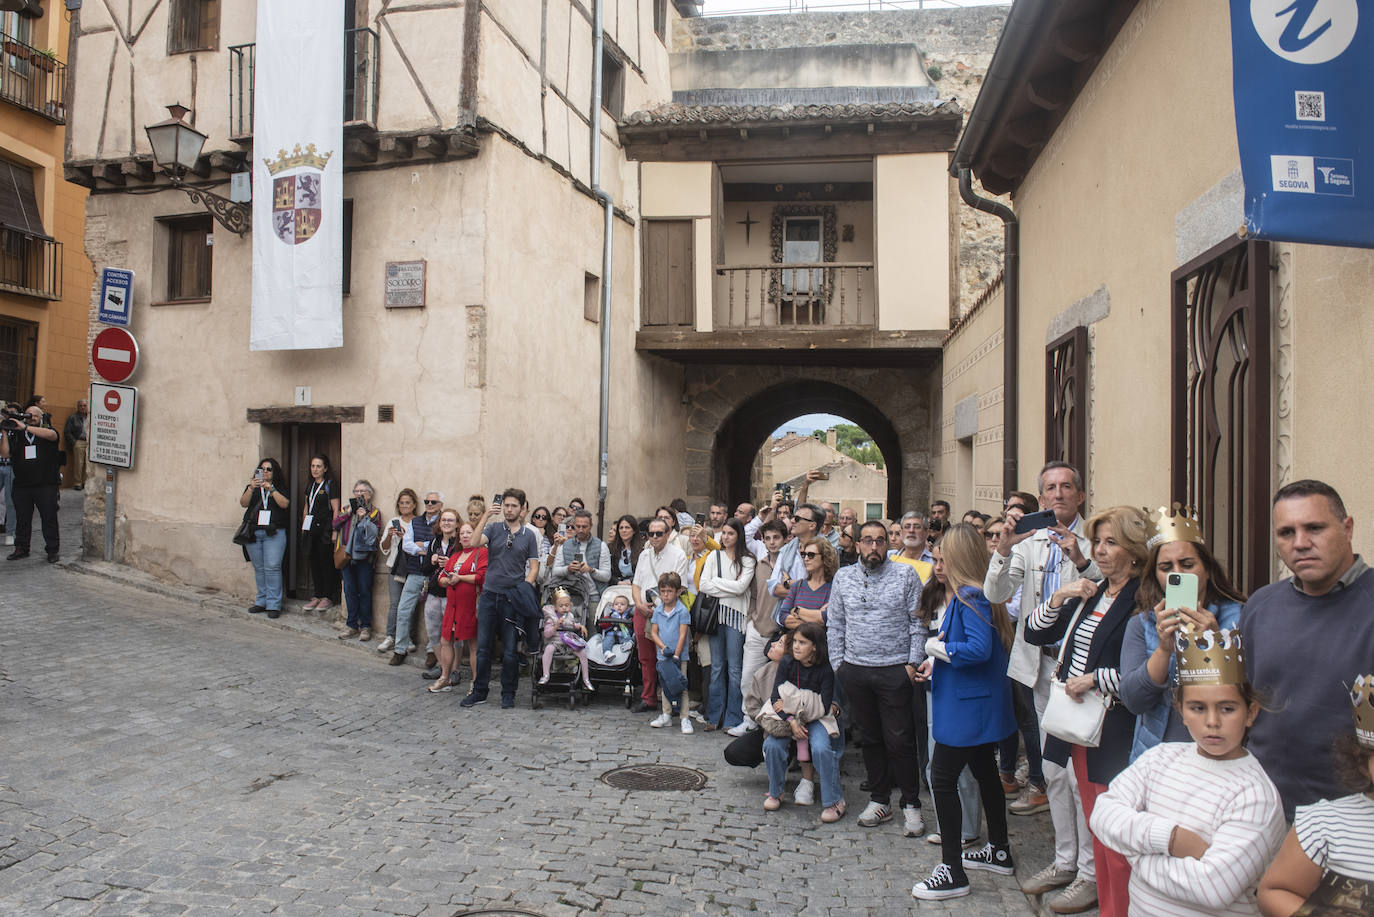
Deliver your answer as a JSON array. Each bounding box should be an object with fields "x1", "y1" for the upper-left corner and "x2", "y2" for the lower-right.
[
  {"x1": 341, "y1": 560, "x2": 374, "y2": 630},
  {"x1": 473, "y1": 588, "x2": 521, "y2": 701},
  {"x1": 393, "y1": 573, "x2": 427, "y2": 655},
  {"x1": 764, "y1": 722, "x2": 844, "y2": 807},
  {"x1": 424, "y1": 594, "x2": 444, "y2": 652},
  {"x1": 245, "y1": 529, "x2": 287, "y2": 610},
  {"x1": 0, "y1": 462, "x2": 13, "y2": 531},
  {"x1": 385, "y1": 576, "x2": 405, "y2": 637},
  {"x1": 705, "y1": 622, "x2": 746, "y2": 729}
]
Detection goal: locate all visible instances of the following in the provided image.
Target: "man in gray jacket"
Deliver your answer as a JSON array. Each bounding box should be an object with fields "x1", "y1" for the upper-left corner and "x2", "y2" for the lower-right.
[{"x1": 828, "y1": 519, "x2": 927, "y2": 835}]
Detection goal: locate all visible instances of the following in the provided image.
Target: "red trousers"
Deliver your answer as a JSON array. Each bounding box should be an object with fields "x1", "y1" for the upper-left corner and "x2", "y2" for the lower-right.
[
  {"x1": 633, "y1": 610, "x2": 657, "y2": 704},
  {"x1": 1071, "y1": 744, "x2": 1131, "y2": 917}
]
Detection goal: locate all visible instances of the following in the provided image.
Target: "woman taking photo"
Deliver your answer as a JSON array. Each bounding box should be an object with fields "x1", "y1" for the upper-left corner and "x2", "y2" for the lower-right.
[
  {"x1": 238, "y1": 458, "x2": 290, "y2": 618},
  {"x1": 912, "y1": 523, "x2": 1017, "y2": 901},
  {"x1": 699, "y1": 517, "x2": 757, "y2": 734},
  {"x1": 773, "y1": 536, "x2": 836, "y2": 632},
  {"x1": 376, "y1": 489, "x2": 418, "y2": 653},
  {"x1": 301, "y1": 454, "x2": 340, "y2": 613},
  {"x1": 1024, "y1": 505, "x2": 1151, "y2": 917},
  {"x1": 1119, "y1": 508, "x2": 1245, "y2": 760},
  {"x1": 608, "y1": 514, "x2": 643, "y2": 586},
  {"x1": 334, "y1": 480, "x2": 381, "y2": 640}
]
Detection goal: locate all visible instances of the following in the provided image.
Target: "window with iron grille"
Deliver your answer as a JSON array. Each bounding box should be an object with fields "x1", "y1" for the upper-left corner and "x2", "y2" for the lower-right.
[
  {"x1": 168, "y1": 0, "x2": 220, "y2": 54},
  {"x1": 164, "y1": 215, "x2": 213, "y2": 301},
  {"x1": 1170, "y1": 239, "x2": 1272, "y2": 595},
  {"x1": 0, "y1": 313, "x2": 37, "y2": 406},
  {"x1": 1045, "y1": 326, "x2": 1088, "y2": 476}
]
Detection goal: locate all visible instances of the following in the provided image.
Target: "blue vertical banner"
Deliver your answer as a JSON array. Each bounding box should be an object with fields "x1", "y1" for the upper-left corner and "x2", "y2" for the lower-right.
[{"x1": 1229, "y1": 0, "x2": 1372, "y2": 247}]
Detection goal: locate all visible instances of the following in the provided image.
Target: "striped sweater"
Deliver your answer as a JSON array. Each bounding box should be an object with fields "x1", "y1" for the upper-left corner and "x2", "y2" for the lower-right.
[{"x1": 1090, "y1": 742, "x2": 1287, "y2": 916}]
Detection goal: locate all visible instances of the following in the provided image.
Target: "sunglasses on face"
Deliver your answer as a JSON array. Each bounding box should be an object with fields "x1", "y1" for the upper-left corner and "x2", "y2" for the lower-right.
[
  {"x1": 800, "y1": 550, "x2": 821, "y2": 559},
  {"x1": 533, "y1": 514, "x2": 548, "y2": 521},
  {"x1": 423, "y1": 499, "x2": 440, "y2": 505}
]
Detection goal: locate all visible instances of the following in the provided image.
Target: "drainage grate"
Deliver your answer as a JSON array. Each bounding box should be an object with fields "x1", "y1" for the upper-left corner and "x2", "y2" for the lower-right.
[{"x1": 600, "y1": 764, "x2": 708, "y2": 791}]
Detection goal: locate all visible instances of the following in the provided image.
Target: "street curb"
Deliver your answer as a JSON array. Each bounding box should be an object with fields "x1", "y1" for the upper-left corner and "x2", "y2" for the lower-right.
[{"x1": 64, "y1": 558, "x2": 432, "y2": 670}]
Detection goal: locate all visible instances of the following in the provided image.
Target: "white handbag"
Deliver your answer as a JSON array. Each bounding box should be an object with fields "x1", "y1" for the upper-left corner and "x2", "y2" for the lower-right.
[{"x1": 1040, "y1": 601, "x2": 1110, "y2": 748}]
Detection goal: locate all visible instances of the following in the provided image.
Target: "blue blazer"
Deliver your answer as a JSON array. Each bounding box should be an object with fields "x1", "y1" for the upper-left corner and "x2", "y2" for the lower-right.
[{"x1": 930, "y1": 587, "x2": 1015, "y2": 748}]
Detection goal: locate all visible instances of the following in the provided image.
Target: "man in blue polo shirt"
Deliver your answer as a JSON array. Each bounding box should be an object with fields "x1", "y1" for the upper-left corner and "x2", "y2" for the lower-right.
[{"x1": 462, "y1": 487, "x2": 540, "y2": 709}]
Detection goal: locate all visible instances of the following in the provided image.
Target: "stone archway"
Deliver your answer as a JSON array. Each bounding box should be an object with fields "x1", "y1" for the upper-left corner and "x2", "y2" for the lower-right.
[{"x1": 682, "y1": 361, "x2": 938, "y2": 515}]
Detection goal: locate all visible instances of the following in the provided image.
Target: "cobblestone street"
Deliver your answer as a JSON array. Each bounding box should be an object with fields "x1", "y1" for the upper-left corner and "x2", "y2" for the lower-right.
[{"x1": 1, "y1": 505, "x2": 1050, "y2": 915}]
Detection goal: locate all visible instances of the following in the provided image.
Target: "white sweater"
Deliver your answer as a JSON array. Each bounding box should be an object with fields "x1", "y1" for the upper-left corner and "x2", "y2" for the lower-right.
[
  {"x1": 1089, "y1": 742, "x2": 1287, "y2": 916},
  {"x1": 698, "y1": 550, "x2": 756, "y2": 634}
]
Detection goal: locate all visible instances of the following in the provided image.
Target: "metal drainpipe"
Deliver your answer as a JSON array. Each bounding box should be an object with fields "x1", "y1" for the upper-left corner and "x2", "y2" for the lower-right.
[
  {"x1": 591, "y1": 0, "x2": 614, "y2": 534},
  {"x1": 958, "y1": 168, "x2": 1019, "y2": 497}
]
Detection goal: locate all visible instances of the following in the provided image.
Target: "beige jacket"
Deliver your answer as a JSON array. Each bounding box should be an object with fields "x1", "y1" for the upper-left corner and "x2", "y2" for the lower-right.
[{"x1": 756, "y1": 682, "x2": 840, "y2": 739}]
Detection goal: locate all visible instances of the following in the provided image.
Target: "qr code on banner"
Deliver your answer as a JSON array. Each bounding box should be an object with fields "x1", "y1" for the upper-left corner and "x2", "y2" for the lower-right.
[{"x1": 1296, "y1": 91, "x2": 1325, "y2": 121}]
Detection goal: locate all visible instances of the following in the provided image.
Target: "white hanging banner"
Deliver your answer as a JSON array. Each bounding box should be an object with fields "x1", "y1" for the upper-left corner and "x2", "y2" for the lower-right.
[{"x1": 250, "y1": 0, "x2": 344, "y2": 351}]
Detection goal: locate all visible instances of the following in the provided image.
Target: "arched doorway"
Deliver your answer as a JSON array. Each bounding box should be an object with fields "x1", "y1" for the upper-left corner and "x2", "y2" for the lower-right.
[
  {"x1": 681, "y1": 361, "x2": 937, "y2": 516},
  {"x1": 715, "y1": 382, "x2": 903, "y2": 512}
]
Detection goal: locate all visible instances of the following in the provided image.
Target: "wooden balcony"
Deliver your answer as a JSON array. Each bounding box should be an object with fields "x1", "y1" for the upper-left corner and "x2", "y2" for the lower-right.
[{"x1": 638, "y1": 262, "x2": 942, "y2": 365}]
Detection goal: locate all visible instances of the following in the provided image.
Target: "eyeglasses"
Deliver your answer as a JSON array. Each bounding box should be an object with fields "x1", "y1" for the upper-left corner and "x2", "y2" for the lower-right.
[
  {"x1": 800, "y1": 550, "x2": 821, "y2": 559},
  {"x1": 859, "y1": 537, "x2": 888, "y2": 546},
  {"x1": 423, "y1": 499, "x2": 440, "y2": 505}
]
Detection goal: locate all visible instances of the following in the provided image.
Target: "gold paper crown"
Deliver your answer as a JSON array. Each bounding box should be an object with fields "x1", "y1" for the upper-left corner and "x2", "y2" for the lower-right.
[
  {"x1": 1147, "y1": 502, "x2": 1205, "y2": 549},
  {"x1": 1174, "y1": 628, "x2": 1246, "y2": 687},
  {"x1": 551, "y1": 586, "x2": 571, "y2": 601},
  {"x1": 1351, "y1": 674, "x2": 1374, "y2": 750},
  {"x1": 263, "y1": 143, "x2": 333, "y2": 175}
]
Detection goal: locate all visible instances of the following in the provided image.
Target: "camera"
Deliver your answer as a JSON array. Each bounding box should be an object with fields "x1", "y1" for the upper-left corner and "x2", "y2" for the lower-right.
[
  {"x1": 0, "y1": 406, "x2": 22, "y2": 432},
  {"x1": 645, "y1": 587, "x2": 659, "y2": 606}
]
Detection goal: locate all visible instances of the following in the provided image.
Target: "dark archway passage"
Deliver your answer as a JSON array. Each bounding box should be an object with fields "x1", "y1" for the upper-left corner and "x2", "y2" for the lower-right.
[
  {"x1": 715, "y1": 382, "x2": 902, "y2": 512},
  {"x1": 681, "y1": 360, "x2": 938, "y2": 517}
]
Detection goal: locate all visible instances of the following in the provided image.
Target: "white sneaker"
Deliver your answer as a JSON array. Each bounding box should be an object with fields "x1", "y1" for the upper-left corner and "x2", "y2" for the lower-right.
[
  {"x1": 793, "y1": 778, "x2": 815, "y2": 806},
  {"x1": 680, "y1": 717, "x2": 694, "y2": 734},
  {"x1": 902, "y1": 805, "x2": 926, "y2": 837},
  {"x1": 2, "y1": 535, "x2": 12, "y2": 545},
  {"x1": 376, "y1": 636, "x2": 395, "y2": 652},
  {"x1": 649, "y1": 713, "x2": 671, "y2": 728},
  {"x1": 726, "y1": 722, "x2": 756, "y2": 737},
  {"x1": 856, "y1": 801, "x2": 893, "y2": 827}
]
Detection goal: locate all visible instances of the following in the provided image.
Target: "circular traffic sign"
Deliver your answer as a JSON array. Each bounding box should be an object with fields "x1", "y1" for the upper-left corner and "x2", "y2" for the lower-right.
[
  {"x1": 103, "y1": 390, "x2": 122, "y2": 412},
  {"x1": 92, "y1": 326, "x2": 140, "y2": 383}
]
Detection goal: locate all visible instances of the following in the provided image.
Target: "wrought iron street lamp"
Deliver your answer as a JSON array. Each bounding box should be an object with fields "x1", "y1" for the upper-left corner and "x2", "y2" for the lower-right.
[{"x1": 144, "y1": 103, "x2": 251, "y2": 236}]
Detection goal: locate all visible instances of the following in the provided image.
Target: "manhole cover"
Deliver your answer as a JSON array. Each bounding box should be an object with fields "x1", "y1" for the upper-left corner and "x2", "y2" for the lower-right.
[{"x1": 600, "y1": 764, "x2": 708, "y2": 791}]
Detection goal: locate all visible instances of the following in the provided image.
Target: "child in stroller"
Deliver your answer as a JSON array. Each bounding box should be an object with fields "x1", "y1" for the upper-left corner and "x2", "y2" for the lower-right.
[{"x1": 539, "y1": 586, "x2": 593, "y2": 691}]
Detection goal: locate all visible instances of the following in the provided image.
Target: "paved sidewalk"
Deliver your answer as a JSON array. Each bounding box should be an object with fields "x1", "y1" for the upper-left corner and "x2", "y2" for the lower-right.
[{"x1": 0, "y1": 547, "x2": 1061, "y2": 916}]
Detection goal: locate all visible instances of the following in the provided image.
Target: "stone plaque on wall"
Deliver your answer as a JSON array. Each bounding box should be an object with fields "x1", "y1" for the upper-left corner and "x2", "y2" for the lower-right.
[{"x1": 384, "y1": 260, "x2": 426, "y2": 308}]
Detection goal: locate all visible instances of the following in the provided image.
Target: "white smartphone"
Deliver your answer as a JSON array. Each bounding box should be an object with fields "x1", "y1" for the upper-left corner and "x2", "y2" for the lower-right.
[{"x1": 1163, "y1": 572, "x2": 1199, "y2": 628}]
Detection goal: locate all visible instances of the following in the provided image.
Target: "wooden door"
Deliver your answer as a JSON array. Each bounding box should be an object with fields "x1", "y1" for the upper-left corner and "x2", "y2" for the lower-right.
[
  {"x1": 642, "y1": 220, "x2": 694, "y2": 326},
  {"x1": 284, "y1": 423, "x2": 342, "y2": 596}
]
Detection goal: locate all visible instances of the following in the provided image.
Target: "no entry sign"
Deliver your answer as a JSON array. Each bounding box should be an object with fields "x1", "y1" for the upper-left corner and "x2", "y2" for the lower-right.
[{"x1": 91, "y1": 326, "x2": 140, "y2": 384}]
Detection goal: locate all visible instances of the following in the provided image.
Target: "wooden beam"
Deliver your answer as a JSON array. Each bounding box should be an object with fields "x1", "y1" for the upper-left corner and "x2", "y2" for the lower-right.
[
  {"x1": 187, "y1": 155, "x2": 212, "y2": 179},
  {"x1": 63, "y1": 164, "x2": 96, "y2": 188},
  {"x1": 1027, "y1": 70, "x2": 1075, "y2": 111},
  {"x1": 209, "y1": 151, "x2": 246, "y2": 172},
  {"x1": 978, "y1": 169, "x2": 1018, "y2": 196},
  {"x1": 121, "y1": 159, "x2": 155, "y2": 182},
  {"x1": 986, "y1": 148, "x2": 1028, "y2": 180},
  {"x1": 378, "y1": 135, "x2": 414, "y2": 158},
  {"x1": 635, "y1": 327, "x2": 946, "y2": 364},
  {"x1": 416, "y1": 133, "x2": 449, "y2": 157},
  {"x1": 91, "y1": 162, "x2": 125, "y2": 186},
  {"x1": 1004, "y1": 112, "x2": 1050, "y2": 149},
  {"x1": 1053, "y1": 17, "x2": 1104, "y2": 62},
  {"x1": 344, "y1": 136, "x2": 379, "y2": 163},
  {"x1": 245, "y1": 405, "x2": 366, "y2": 424},
  {"x1": 622, "y1": 120, "x2": 960, "y2": 162}
]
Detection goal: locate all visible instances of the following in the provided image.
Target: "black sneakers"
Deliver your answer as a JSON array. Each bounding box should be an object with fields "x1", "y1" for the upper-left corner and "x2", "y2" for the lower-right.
[
  {"x1": 911, "y1": 863, "x2": 970, "y2": 900},
  {"x1": 963, "y1": 842, "x2": 1016, "y2": 876}
]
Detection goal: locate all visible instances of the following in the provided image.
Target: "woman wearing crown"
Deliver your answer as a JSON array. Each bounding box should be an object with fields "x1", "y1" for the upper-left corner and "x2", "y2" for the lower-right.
[
  {"x1": 1258, "y1": 673, "x2": 1374, "y2": 916},
  {"x1": 1091, "y1": 628, "x2": 1286, "y2": 915},
  {"x1": 1119, "y1": 505, "x2": 1247, "y2": 761}
]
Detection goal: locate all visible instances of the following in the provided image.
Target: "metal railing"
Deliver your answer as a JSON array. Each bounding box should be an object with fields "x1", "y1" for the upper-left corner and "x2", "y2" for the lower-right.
[
  {"x1": 228, "y1": 28, "x2": 379, "y2": 140},
  {"x1": 715, "y1": 262, "x2": 874, "y2": 328},
  {"x1": 0, "y1": 32, "x2": 66, "y2": 123},
  {"x1": 0, "y1": 230, "x2": 61, "y2": 300}
]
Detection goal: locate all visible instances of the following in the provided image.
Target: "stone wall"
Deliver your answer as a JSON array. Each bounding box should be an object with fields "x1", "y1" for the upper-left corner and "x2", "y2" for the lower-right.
[{"x1": 673, "y1": 6, "x2": 1011, "y2": 318}]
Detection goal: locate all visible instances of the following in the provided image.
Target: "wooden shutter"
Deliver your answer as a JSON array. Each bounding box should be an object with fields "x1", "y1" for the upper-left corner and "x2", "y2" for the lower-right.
[{"x1": 642, "y1": 220, "x2": 694, "y2": 327}]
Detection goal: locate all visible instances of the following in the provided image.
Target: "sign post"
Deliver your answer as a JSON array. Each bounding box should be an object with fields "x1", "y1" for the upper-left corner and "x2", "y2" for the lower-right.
[{"x1": 90, "y1": 383, "x2": 137, "y2": 561}]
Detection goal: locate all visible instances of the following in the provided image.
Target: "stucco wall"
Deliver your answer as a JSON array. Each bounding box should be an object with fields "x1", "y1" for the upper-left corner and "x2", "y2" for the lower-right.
[
  {"x1": 875, "y1": 153, "x2": 949, "y2": 331},
  {"x1": 934, "y1": 282, "x2": 1003, "y2": 517},
  {"x1": 1011, "y1": 0, "x2": 1374, "y2": 540}
]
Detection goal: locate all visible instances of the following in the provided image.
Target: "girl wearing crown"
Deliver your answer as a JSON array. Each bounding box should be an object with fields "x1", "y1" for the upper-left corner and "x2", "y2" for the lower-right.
[
  {"x1": 1090, "y1": 629, "x2": 1286, "y2": 915},
  {"x1": 1257, "y1": 674, "x2": 1374, "y2": 916},
  {"x1": 1120, "y1": 505, "x2": 1247, "y2": 761},
  {"x1": 538, "y1": 587, "x2": 593, "y2": 691}
]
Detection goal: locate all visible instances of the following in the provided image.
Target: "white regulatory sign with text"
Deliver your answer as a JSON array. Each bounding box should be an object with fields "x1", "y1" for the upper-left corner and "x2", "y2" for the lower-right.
[{"x1": 90, "y1": 383, "x2": 137, "y2": 470}]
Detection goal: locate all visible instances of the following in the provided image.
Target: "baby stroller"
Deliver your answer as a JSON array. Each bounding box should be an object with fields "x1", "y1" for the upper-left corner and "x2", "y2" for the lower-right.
[
  {"x1": 531, "y1": 575, "x2": 593, "y2": 710},
  {"x1": 585, "y1": 583, "x2": 641, "y2": 708}
]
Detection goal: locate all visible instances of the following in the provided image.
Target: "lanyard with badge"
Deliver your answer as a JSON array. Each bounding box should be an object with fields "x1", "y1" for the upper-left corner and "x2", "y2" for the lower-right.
[
  {"x1": 302, "y1": 480, "x2": 325, "y2": 532},
  {"x1": 257, "y1": 486, "x2": 273, "y2": 527},
  {"x1": 23, "y1": 430, "x2": 36, "y2": 461}
]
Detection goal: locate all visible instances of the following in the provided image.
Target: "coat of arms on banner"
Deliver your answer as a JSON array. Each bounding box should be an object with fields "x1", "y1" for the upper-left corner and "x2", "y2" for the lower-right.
[{"x1": 264, "y1": 143, "x2": 333, "y2": 245}]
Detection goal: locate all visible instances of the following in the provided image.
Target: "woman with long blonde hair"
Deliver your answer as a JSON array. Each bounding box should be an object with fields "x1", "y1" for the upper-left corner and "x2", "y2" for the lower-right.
[{"x1": 912, "y1": 523, "x2": 1018, "y2": 902}]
